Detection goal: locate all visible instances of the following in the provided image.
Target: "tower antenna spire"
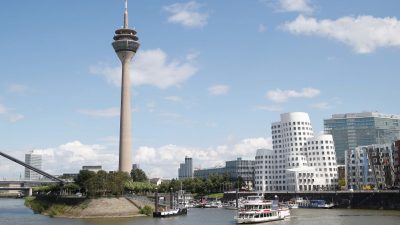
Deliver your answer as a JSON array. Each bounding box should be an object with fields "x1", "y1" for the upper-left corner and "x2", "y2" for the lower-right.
[{"x1": 124, "y1": 0, "x2": 128, "y2": 28}]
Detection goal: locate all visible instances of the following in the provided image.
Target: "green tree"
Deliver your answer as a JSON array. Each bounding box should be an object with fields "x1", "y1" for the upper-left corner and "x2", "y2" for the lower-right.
[
  {"x1": 125, "y1": 181, "x2": 156, "y2": 194},
  {"x1": 74, "y1": 170, "x2": 96, "y2": 194},
  {"x1": 64, "y1": 183, "x2": 80, "y2": 195},
  {"x1": 338, "y1": 178, "x2": 346, "y2": 188},
  {"x1": 109, "y1": 171, "x2": 131, "y2": 196},
  {"x1": 236, "y1": 176, "x2": 244, "y2": 190},
  {"x1": 130, "y1": 168, "x2": 148, "y2": 182}
]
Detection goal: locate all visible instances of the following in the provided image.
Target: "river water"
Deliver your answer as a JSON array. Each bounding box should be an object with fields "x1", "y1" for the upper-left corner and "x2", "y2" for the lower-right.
[{"x1": 1, "y1": 198, "x2": 400, "y2": 225}]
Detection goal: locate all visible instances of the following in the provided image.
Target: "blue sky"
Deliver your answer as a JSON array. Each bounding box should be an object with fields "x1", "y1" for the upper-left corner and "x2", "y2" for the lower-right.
[{"x1": 1, "y1": 0, "x2": 400, "y2": 179}]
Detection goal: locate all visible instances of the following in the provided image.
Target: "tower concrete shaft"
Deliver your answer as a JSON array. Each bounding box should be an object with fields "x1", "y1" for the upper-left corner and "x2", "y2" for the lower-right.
[
  {"x1": 118, "y1": 52, "x2": 134, "y2": 173},
  {"x1": 112, "y1": 0, "x2": 140, "y2": 173}
]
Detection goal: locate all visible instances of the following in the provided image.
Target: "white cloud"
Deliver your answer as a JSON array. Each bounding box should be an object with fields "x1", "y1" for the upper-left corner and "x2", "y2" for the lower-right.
[
  {"x1": 261, "y1": 0, "x2": 314, "y2": 14},
  {"x1": 8, "y1": 114, "x2": 24, "y2": 123},
  {"x1": 0, "y1": 103, "x2": 24, "y2": 123},
  {"x1": 164, "y1": 1, "x2": 209, "y2": 28},
  {"x1": 266, "y1": 87, "x2": 320, "y2": 102},
  {"x1": 254, "y1": 105, "x2": 283, "y2": 112},
  {"x1": 277, "y1": 0, "x2": 313, "y2": 14},
  {"x1": 78, "y1": 107, "x2": 119, "y2": 117},
  {"x1": 208, "y1": 84, "x2": 230, "y2": 95},
  {"x1": 0, "y1": 137, "x2": 272, "y2": 179},
  {"x1": 164, "y1": 96, "x2": 183, "y2": 102},
  {"x1": 258, "y1": 24, "x2": 267, "y2": 32},
  {"x1": 283, "y1": 15, "x2": 400, "y2": 53},
  {"x1": 311, "y1": 102, "x2": 331, "y2": 110},
  {"x1": 0, "y1": 141, "x2": 119, "y2": 178},
  {"x1": 135, "y1": 137, "x2": 272, "y2": 178},
  {"x1": 0, "y1": 104, "x2": 7, "y2": 114},
  {"x1": 91, "y1": 49, "x2": 198, "y2": 89},
  {"x1": 8, "y1": 84, "x2": 28, "y2": 93}
]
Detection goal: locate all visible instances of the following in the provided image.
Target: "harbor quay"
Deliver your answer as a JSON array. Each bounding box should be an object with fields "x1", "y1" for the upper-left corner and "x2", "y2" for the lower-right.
[{"x1": 223, "y1": 190, "x2": 400, "y2": 210}]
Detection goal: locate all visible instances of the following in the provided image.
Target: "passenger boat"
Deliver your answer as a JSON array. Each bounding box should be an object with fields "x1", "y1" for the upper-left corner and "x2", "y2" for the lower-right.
[{"x1": 234, "y1": 196, "x2": 290, "y2": 224}]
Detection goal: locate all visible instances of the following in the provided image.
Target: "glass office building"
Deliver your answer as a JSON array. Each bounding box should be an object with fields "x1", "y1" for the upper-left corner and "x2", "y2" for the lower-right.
[
  {"x1": 324, "y1": 112, "x2": 400, "y2": 164},
  {"x1": 24, "y1": 152, "x2": 42, "y2": 180},
  {"x1": 194, "y1": 158, "x2": 255, "y2": 189},
  {"x1": 178, "y1": 157, "x2": 193, "y2": 180}
]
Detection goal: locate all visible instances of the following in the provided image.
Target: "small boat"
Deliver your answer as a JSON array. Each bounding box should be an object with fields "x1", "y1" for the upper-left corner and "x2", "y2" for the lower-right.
[
  {"x1": 205, "y1": 200, "x2": 223, "y2": 208},
  {"x1": 280, "y1": 201, "x2": 298, "y2": 209},
  {"x1": 223, "y1": 200, "x2": 244, "y2": 210},
  {"x1": 234, "y1": 196, "x2": 290, "y2": 224},
  {"x1": 153, "y1": 208, "x2": 188, "y2": 217},
  {"x1": 295, "y1": 198, "x2": 334, "y2": 209},
  {"x1": 309, "y1": 200, "x2": 334, "y2": 209}
]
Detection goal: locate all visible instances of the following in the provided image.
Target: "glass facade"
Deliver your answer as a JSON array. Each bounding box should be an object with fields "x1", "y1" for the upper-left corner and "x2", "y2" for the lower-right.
[
  {"x1": 324, "y1": 112, "x2": 400, "y2": 164},
  {"x1": 24, "y1": 152, "x2": 42, "y2": 180},
  {"x1": 178, "y1": 157, "x2": 193, "y2": 180},
  {"x1": 194, "y1": 158, "x2": 255, "y2": 187}
]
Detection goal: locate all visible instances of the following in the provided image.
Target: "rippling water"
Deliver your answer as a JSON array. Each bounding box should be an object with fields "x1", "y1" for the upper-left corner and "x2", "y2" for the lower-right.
[{"x1": 1, "y1": 199, "x2": 400, "y2": 225}]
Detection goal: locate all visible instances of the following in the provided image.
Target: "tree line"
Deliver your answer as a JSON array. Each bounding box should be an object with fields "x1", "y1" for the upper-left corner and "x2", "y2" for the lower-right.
[{"x1": 33, "y1": 168, "x2": 245, "y2": 197}]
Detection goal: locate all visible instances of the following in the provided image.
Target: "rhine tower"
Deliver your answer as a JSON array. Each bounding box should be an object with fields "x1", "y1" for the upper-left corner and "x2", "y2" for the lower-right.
[{"x1": 112, "y1": 0, "x2": 140, "y2": 173}]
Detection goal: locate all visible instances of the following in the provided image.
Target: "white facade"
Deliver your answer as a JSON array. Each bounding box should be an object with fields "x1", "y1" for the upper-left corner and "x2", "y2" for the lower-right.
[
  {"x1": 255, "y1": 112, "x2": 338, "y2": 192},
  {"x1": 24, "y1": 152, "x2": 42, "y2": 180}
]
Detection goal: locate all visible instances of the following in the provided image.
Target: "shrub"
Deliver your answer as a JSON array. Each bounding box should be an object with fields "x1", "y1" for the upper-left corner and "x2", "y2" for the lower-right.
[{"x1": 139, "y1": 205, "x2": 154, "y2": 216}]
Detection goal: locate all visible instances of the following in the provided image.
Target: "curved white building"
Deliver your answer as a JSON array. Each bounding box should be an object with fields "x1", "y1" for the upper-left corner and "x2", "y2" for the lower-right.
[{"x1": 255, "y1": 112, "x2": 338, "y2": 192}]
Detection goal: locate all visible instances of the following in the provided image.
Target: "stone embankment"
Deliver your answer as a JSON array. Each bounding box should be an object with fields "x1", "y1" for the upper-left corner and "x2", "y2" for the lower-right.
[{"x1": 25, "y1": 196, "x2": 148, "y2": 218}]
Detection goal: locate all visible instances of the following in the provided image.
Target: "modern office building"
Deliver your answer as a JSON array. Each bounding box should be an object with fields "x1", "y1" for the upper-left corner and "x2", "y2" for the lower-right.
[
  {"x1": 132, "y1": 164, "x2": 139, "y2": 170},
  {"x1": 178, "y1": 157, "x2": 193, "y2": 180},
  {"x1": 324, "y1": 112, "x2": 400, "y2": 164},
  {"x1": 345, "y1": 144, "x2": 395, "y2": 190},
  {"x1": 254, "y1": 112, "x2": 338, "y2": 192},
  {"x1": 225, "y1": 158, "x2": 255, "y2": 187},
  {"x1": 24, "y1": 152, "x2": 42, "y2": 180},
  {"x1": 194, "y1": 158, "x2": 255, "y2": 188},
  {"x1": 112, "y1": 0, "x2": 140, "y2": 173},
  {"x1": 82, "y1": 165, "x2": 102, "y2": 173}
]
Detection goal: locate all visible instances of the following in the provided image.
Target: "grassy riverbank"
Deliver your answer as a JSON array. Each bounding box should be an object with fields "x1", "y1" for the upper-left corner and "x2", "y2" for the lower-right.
[
  {"x1": 24, "y1": 196, "x2": 148, "y2": 218},
  {"x1": 25, "y1": 196, "x2": 77, "y2": 217}
]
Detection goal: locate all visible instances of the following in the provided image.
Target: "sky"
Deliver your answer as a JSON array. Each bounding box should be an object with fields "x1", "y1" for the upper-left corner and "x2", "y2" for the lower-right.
[{"x1": 1, "y1": 0, "x2": 400, "y2": 179}]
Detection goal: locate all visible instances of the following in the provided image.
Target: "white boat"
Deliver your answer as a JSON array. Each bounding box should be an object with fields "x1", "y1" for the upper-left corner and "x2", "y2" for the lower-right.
[
  {"x1": 280, "y1": 201, "x2": 299, "y2": 209},
  {"x1": 309, "y1": 200, "x2": 335, "y2": 209},
  {"x1": 224, "y1": 200, "x2": 244, "y2": 210},
  {"x1": 295, "y1": 198, "x2": 334, "y2": 209},
  {"x1": 234, "y1": 196, "x2": 290, "y2": 224}
]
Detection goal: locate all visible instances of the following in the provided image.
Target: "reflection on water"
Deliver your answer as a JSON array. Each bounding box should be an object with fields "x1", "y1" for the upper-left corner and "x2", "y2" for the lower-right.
[{"x1": 1, "y1": 198, "x2": 400, "y2": 225}]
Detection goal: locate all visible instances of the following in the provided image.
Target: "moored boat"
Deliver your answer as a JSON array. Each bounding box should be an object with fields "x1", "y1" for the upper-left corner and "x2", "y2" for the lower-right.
[
  {"x1": 295, "y1": 198, "x2": 334, "y2": 209},
  {"x1": 309, "y1": 200, "x2": 334, "y2": 209},
  {"x1": 153, "y1": 208, "x2": 188, "y2": 217}
]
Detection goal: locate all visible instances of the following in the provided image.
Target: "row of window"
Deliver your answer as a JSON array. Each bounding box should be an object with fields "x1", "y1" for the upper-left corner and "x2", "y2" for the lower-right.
[{"x1": 271, "y1": 121, "x2": 312, "y2": 129}]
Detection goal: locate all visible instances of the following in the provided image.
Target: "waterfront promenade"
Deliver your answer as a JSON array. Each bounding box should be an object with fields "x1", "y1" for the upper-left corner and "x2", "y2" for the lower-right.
[{"x1": 224, "y1": 190, "x2": 400, "y2": 210}]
